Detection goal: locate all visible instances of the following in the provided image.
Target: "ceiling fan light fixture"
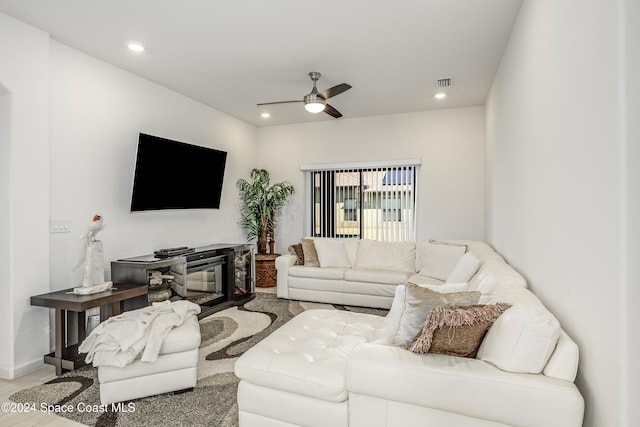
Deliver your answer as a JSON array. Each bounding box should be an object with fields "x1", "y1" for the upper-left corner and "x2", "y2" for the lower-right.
[
  {"x1": 304, "y1": 93, "x2": 326, "y2": 113},
  {"x1": 127, "y1": 42, "x2": 146, "y2": 52}
]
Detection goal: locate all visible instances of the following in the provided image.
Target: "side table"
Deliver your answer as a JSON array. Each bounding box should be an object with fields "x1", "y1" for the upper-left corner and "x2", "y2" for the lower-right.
[
  {"x1": 255, "y1": 254, "x2": 279, "y2": 287},
  {"x1": 30, "y1": 283, "x2": 148, "y2": 375}
]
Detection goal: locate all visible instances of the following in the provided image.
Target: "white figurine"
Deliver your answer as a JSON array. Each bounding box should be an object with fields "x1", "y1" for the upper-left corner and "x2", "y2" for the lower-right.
[
  {"x1": 83, "y1": 214, "x2": 104, "y2": 242},
  {"x1": 74, "y1": 214, "x2": 106, "y2": 288}
]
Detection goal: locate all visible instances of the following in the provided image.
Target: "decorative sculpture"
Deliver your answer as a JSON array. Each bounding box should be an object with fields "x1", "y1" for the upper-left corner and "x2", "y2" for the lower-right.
[{"x1": 73, "y1": 214, "x2": 112, "y2": 294}]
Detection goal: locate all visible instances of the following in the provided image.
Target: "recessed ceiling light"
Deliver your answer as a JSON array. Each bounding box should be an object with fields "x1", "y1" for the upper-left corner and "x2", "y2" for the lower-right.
[
  {"x1": 261, "y1": 112, "x2": 271, "y2": 118},
  {"x1": 434, "y1": 92, "x2": 447, "y2": 100},
  {"x1": 127, "y1": 42, "x2": 145, "y2": 53}
]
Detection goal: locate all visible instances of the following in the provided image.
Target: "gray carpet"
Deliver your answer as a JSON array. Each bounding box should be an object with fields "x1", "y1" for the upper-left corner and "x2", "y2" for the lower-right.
[{"x1": 10, "y1": 293, "x2": 387, "y2": 427}]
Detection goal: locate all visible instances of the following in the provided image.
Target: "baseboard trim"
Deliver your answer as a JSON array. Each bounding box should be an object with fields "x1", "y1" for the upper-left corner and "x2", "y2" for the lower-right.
[{"x1": 0, "y1": 358, "x2": 47, "y2": 379}]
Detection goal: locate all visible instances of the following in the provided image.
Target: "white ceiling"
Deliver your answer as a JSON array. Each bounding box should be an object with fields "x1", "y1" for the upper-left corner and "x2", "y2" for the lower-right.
[{"x1": 0, "y1": 0, "x2": 522, "y2": 127}]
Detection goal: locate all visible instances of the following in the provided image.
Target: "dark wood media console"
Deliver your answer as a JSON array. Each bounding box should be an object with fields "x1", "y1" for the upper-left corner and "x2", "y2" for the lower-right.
[{"x1": 111, "y1": 243, "x2": 255, "y2": 319}]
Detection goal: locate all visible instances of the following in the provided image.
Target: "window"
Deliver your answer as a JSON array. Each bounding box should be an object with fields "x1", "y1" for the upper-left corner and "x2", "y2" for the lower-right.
[{"x1": 301, "y1": 160, "x2": 420, "y2": 242}]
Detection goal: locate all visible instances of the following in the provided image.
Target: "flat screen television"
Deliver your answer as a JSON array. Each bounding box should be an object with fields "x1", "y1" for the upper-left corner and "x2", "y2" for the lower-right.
[{"x1": 130, "y1": 133, "x2": 227, "y2": 211}]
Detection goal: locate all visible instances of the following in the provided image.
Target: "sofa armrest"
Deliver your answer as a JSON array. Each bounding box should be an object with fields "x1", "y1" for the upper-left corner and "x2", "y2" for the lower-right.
[
  {"x1": 347, "y1": 343, "x2": 584, "y2": 427},
  {"x1": 275, "y1": 254, "x2": 297, "y2": 298}
]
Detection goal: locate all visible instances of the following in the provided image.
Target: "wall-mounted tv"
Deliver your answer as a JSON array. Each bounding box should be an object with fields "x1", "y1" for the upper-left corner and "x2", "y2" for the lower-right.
[{"x1": 130, "y1": 133, "x2": 227, "y2": 211}]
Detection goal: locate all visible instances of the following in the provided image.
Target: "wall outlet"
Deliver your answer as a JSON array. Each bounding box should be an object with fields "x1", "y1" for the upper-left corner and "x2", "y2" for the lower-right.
[{"x1": 50, "y1": 218, "x2": 71, "y2": 233}]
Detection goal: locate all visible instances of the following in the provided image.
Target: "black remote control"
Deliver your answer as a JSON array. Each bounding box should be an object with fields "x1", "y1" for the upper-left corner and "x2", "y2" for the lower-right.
[
  {"x1": 157, "y1": 246, "x2": 188, "y2": 253},
  {"x1": 154, "y1": 246, "x2": 194, "y2": 258}
]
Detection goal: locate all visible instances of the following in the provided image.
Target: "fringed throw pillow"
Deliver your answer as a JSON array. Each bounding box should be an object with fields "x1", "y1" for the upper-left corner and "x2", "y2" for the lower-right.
[{"x1": 405, "y1": 303, "x2": 511, "y2": 357}]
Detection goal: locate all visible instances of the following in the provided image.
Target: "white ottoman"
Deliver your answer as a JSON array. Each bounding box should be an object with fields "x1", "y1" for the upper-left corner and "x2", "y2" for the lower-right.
[
  {"x1": 98, "y1": 313, "x2": 201, "y2": 405},
  {"x1": 234, "y1": 309, "x2": 386, "y2": 427}
]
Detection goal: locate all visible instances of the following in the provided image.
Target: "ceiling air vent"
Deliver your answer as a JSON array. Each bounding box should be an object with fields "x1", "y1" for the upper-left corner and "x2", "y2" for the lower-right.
[{"x1": 436, "y1": 78, "x2": 453, "y2": 88}]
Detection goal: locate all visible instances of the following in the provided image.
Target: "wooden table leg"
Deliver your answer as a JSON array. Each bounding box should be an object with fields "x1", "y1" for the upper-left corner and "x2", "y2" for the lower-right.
[
  {"x1": 111, "y1": 301, "x2": 122, "y2": 316},
  {"x1": 77, "y1": 311, "x2": 86, "y2": 343},
  {"x1": 54, "y1": 308, "x2": 65, "y2": 376}
]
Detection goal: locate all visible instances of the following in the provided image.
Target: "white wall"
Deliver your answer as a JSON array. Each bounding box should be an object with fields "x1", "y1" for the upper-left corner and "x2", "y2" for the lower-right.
[
  {"x1": 0, "y1": 14, "x2": 51, "y2": 378},
  {"x1": 485, "y1": 0, "x2": 636, "y2": 425},
  {"x1": 0, "y1": 87, "x2": 11, "y2": 374},
  {"x1": 623, "y1": 0, "x2": 640, "y2": 423},
  {"x1": 0, "y1": 12, "x2": 258, "y2": 377},
  {"x1": 256, "y1": 106, "x2": 485, "y2": 252},
  {"x1": 49, "y1": 41, "x2": 258, "y2": 289}
]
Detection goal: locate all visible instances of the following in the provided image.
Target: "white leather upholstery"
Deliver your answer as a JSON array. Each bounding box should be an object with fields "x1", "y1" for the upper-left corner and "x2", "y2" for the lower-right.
[
  {"x1": 289, "y1": 265, "x2": 348, "y2": 280},
  {"x1": 259, "y1": 240, "x2": 584, "y2": 427},
  {"x1": 355, "y1": 240, "x2": 416, "y2": 273},
  {"x1": 235, "y1": 309, "x2": 386, "y2": 402},
  {"x1": 347, "y1": 344, "x2": 584, "y2": 427},
  {"x1": 98, "y1": 313, "x2": 201, "y2": 405},
  {"x1": 238, "y1": 381, "x2": 348, "y2": 427},
  {"x1": 235, "y1": 309, "x2": 386, "y2": 427},
  {"x1": 343, "y1": 268, "x2": 411, "y2": 285},
  {"x1": 543, "y1": 329, "x2": 580, "y2": 381},
  {"x1": 277, "y1": 239, "x2": 512, "y2": 309},
  {"x1": 349, "y1": 394, "x2": 511, "y2": 427}
]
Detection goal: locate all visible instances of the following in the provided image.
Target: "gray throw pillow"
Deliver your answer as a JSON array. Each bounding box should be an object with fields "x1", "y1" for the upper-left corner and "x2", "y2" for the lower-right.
[
  {"x1": 300, "y1": 238, "x2": 320, "y2": 267},
  {"x1": 393, "y1": 283, "x2": 481, "y2": 346}
]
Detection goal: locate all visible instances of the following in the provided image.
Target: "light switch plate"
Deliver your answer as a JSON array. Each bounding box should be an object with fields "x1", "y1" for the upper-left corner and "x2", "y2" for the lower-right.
[{"x1": 50, "y1": 218, "x2": 71, "y2": 233}]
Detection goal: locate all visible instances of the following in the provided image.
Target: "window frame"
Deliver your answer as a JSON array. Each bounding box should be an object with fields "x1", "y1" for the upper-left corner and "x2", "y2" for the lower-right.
[{"x1": 301, "y1": 159, "x2": 420, "y2": 242}]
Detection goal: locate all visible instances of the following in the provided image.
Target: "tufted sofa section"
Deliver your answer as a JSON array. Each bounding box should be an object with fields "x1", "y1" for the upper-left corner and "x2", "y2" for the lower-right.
[{"x1": 235, "y1": 309, "x2": 387, "y2": 427}]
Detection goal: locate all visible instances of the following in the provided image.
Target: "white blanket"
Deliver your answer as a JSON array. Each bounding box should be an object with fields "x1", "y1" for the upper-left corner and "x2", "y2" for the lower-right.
[{"x1": 79, "y1": 300, "x2": 201, "y2": 368}]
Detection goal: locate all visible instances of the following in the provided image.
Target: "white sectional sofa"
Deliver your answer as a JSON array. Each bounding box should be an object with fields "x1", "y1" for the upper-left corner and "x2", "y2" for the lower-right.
[
  {"x1": 236, "y1": 240, "x2": 584, "y2": 427},
  {"x1": 277, "y1": 238, "x2": 484, "y2": 309}
]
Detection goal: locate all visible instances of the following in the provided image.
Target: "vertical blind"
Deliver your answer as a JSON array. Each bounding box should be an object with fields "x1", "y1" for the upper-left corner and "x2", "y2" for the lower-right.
[{"x1": 301, "y1": 160, "x2": 420, "y2": 242}]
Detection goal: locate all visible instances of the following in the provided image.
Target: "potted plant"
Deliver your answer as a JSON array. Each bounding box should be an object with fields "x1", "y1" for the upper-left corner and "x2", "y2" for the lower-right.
[{"x1": 237, "y1": 169, "x2": 295, "y2": 255}]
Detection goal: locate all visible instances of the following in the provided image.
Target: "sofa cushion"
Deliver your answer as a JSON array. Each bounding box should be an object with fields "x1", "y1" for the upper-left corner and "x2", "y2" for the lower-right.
[
  {"x1": 393, "y1": 283, "x2": 481, "y2": 346},
  {"x1": 477, "y1": 286, "x2": 561, "y2": 374},
  {"x1": 404, "y1": 303, "x2": 511, "y2": 357},
  {"x1": 342, "y1": 281, "x2": 397, "y2": 298},
  {"x1": 354, "y1": 240, "x2": 416, "y2": 273},
  {"x1": 416, "y1": 241, "x2": 466, "y2": 281},
  {"x1": 446, "y1": 252, "x2": 480, "y2": 283},
  {"x1": 234, "y1": 309, "x2": 387, "y2": 403},
  {"x1": 343, "y1": 239, "x2": 359, "y2": 266},
  {"x1": 344, "y1": 268, "x2": 411, "y2": 286},
  {"x1": 469, "y1": 261, "x2": 527, "y2": 292},
  {"x1": 289, "y1": 265, "x2": 347, "y2": 280},
  {"x1": 314, "y1": 238, "x2": 353, "y2": 268}
]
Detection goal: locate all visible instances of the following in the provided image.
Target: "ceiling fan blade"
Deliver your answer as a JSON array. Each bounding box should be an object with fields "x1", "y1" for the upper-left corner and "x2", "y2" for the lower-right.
[
  {"x1": 319, "y1": 83, "x2": 352, "y2": 100},
  {"x1": 257, "y1": 100, "x2": 302, "y2": 106},
  {"x1": 324, "y1": 104, "x2": 343, "y2": 118}
]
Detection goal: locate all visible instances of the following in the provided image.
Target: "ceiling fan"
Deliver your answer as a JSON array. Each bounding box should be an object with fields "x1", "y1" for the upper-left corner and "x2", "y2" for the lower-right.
[{"x1": 257, "y1": 72, "x2": 352, "y2": 118}]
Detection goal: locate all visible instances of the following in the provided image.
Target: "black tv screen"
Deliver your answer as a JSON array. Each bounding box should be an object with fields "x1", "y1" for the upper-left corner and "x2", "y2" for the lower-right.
[{"x1": 130, "y1": 133, "x2": 227, "y2": 211}]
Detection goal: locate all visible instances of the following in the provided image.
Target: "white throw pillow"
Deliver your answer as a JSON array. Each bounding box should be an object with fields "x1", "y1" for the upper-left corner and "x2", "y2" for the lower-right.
[
  {"x1": 313, "y1": 239, "x2": 352, "y2": 268},
  {"x1": 416, "y1": 241, "x2": 466, "y2": 280},
  {"x1": 381, "y1": 285, "x2": 406, "y2": 345},
  {"x1": 446, "y1": 252, "x2": 481, "y2": 283},
  {"x1": 415, "y1": 281, "x2": 469, "y2": 294}
]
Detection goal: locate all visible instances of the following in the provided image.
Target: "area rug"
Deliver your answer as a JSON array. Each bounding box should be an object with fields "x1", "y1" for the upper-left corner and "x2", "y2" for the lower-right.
[{"x1": 10, "y1": 293, "x2": 387, "y2": 426}]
